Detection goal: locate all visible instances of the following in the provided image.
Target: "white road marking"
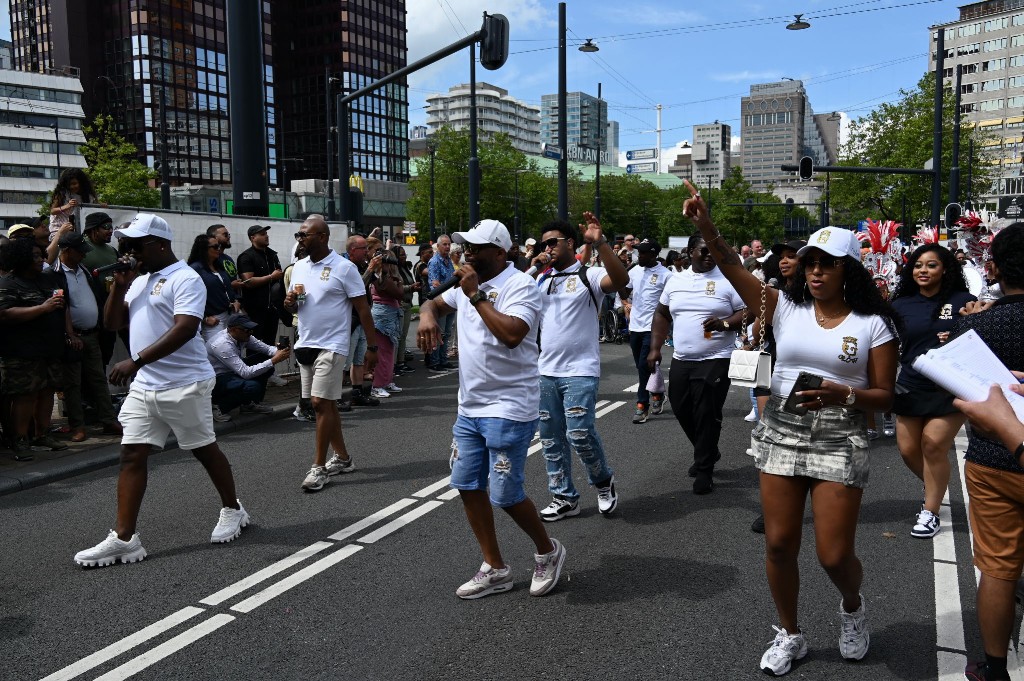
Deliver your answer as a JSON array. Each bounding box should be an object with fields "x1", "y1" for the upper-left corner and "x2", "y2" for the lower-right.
[
  {"x1": 231, "y1": 544, "x2": 363, "y2": 614},
  {"x1": 437, "y1": 488, "x2": 461, "y2": 501},
  {"x1": 595, "y1": 400, "x2": 627, "y2": 419},
  {"x1": 199, "y1": 541, "x2": 334, "y2": 606},
  {"x1": 327, "y1": 497, "x2": 419, "y2": 541},
  {"x1": 934, "y1": 433, "x2": 969, "y2": 674},
  {"x1": 624, "y1": 382, "x2": 638, "y2": 393},
  {"x1": 38, "y1": 606, "x2": 205, "y2": 681},
  {"x1": 595, "y1": 400, "x2": 609, "y2": 409},
  {"x1": 358, "y1": 501, "x2": 445, "y2": 544},
  {"x1": 412, "y1": 477, "x2": 452, "y2": 498},
  {"x1": 93, "y1": 614, "x2": 235, "y2": 681}
]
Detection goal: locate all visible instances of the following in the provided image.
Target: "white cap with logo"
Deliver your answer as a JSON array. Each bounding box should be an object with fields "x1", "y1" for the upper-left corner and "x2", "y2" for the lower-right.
[
  {"x1": 452, "y1": 219, "x2": 512, "y2": 251},
  {"x1": 796, "y1": 227, "x2": 861, "y2": 261},
  {"x1": 114, "y1": 213, "x2": 173, "y2": 241}
]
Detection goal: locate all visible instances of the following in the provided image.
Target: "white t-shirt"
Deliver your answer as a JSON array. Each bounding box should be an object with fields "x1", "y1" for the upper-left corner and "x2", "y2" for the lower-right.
[
  {"x1": 441, "y1": 262, "x2": 542, "y2": 422},
  {"x1": 771, "y1": 294, "x2": 895, "y2": 399},
  {"x1": 626, "y1": 263, "x2": 671, "y2": 332},
  {"x1": 125, "y1": 260, "x2": 214, "y2": 390},
  {"x1": 660, "y1": 267, "x2": 745, "y2": 361},
  {"x1": 537, "y1": 262, "x2": 606, "y2": 377},
  {"x1": 292, "y1": 250, "x2": 366, "y2": 356}
]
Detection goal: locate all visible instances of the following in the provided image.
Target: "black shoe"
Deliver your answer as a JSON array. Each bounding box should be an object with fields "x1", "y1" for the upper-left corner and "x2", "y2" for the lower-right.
[
  {"x1": 751, "y1": 514, "x2": 765, "y2": 534},
  {"x1": 688, "y1": 453, "x2": 721, "y2": 478},
  {"x1": 336, "y1": 399, "x2": 352, "y2": 413},
  {"x1": 693, "y1": 473, "x2": 713, "y2": 495},
  {"x1": 396, "y1": 364, "x2": 416, "y2": 375},
  {"x1": 428, "y1": 364, "x2": 448, "y2": 373},
  {"x1": 439, "y1": 362, "x2": 458, "y2": 370},
  {"x1": 11, "y1": 437, "x2": 34, "y2": 461},
  {"x1": 351, "y1": 393, "x2": 380, "y2": 407}
]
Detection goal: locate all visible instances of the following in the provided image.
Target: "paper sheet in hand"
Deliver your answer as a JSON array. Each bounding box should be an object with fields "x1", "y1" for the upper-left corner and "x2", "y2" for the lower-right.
[{"x1": 911, "y1": 329, "x2": 1024, "y2": 420}]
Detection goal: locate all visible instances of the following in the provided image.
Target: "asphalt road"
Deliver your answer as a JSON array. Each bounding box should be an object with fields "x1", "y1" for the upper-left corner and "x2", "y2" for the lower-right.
[{"x1": 0, "y1": 341, "x2": 987, "y2": 680}]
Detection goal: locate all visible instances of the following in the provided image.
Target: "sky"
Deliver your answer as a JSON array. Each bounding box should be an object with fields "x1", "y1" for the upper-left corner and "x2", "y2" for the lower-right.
[{"x1": 406, "y1": 0, "x2": 959, "y2": 169}]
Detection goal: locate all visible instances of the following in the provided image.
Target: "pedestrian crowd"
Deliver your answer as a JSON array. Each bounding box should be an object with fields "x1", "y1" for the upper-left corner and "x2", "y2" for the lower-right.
[{"x1": 3, "y1": 179, "x2": 1024, "y2": 679}]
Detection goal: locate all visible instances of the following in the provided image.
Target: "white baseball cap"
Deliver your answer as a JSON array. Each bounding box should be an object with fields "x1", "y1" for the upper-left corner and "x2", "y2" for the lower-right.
[
  {"x1": 114, "y1": 213, "x2": 173, "y2": 241},
  {"x1": 524, "y1": 237, "x2": 537, "y2": 247},
  {"x1": 452, "y1": 219, "x2": 512, "y2": 251},
  {"x1": 796, "y1": 227, "x2": 861, "y2": 261}
]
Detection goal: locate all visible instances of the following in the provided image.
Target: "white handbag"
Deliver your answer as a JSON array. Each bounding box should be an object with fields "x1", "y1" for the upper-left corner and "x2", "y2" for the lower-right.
[{"x1": 728, "y1": 284, "x2": 772, "y2": 389}]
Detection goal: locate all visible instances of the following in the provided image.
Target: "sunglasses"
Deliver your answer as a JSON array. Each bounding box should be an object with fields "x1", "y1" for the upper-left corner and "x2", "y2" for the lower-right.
[
  {"x1": 692, "y1": 246, "x2": 710, "y2": 257},
  {"x1": 463, "y1": 242, "x2": 498, "y2": 255},
  {"x1": 541, "y1": 237, "x2": 567, "y2": 249},
  {"x1": 803, "y1": 255, "x2": 842, "y2": 270},
  {"x1": 294, "y1": 231, "x2": 323, "y2": 241},
  {"x1": 126, "y1": 238, "x2": 160, "y2": 253}
]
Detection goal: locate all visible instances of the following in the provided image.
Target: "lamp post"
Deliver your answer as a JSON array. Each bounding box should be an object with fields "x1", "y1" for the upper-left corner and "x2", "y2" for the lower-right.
[
  {"x1": 595, "y1": 82, "x2": 602, "y2": 218},
  {"x1": 52, "y1": 123, "x2": 60, "y2": 175},
  {"x1": 428, "y1": 138, "x2": 437, "y2": 242},
  {"x1": 325, "y1": 70, "x2": 339, "y2": 221},
  {"x1": 280, "y1": 157, "x2": 303, "y2": 219},
  {"x1": 512, "y1": 167, "x2": 529, "y2": 242}
]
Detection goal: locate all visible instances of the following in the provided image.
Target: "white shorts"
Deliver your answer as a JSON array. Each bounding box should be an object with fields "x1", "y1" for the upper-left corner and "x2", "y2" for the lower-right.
[
  {"x1": 119, "y1": 378, "x2": 217, "y2": 450},
  {"x1": 299, "y1": 350, "x2": 347, "y2": 400}
]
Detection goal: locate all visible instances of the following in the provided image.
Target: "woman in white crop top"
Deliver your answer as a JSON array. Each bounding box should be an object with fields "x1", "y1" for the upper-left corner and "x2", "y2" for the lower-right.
[{"x1": 681, "y1": 182, "x2": 899, "y2": 675}]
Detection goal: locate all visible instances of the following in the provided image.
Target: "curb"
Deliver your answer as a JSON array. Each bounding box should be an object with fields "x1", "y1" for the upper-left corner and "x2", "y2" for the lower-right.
[{"x1": 0, "y1": 401, "x2": 297, "y2": 498}]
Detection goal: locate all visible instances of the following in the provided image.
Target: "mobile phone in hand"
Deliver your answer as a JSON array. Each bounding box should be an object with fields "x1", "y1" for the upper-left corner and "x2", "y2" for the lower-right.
[
  {"x1": 783, "y1": 371, "x2": 824, "y2": 415},
  {"x1": 278, "y1": 335, "x2": 290, "y2": 349}
]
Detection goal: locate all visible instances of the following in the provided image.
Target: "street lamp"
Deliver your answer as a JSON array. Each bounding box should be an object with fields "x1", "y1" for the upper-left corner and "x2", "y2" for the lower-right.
[
  {"x1": 325, "y1": 71, "x2": 340, "y2": 221},
  {"x1": 427, "y1": 138, "x2": 437, "y2": 242},
  {"x1": 578, "y1": 39, "x2": 599, "y2": 53},
  {"x1": 512, "y1": 167, "x2": 529, "y2": 242},
  {"x1": 786, "y1": 14, "x2": 810, "y2": 30},
  {"x1": 51, "y1": 124, "x2": 60, "y2": 175}
]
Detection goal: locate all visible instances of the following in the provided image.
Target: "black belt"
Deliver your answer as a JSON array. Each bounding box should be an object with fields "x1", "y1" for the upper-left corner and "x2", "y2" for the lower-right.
[{"x1": 74, "y1": 327, "x2": 97, "y2": 336}]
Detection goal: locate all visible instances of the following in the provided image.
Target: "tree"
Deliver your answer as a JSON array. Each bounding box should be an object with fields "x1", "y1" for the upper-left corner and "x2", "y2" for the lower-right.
[
  {"x1": 828, "y1": 74, "x2": 993, "y2": 227},
  {"x1": 79, "y1": 114, "x2": 160, "y2": 208}
]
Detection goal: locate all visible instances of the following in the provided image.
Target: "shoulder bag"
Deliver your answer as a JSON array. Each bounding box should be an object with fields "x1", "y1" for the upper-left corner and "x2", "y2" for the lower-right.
[{"x1": 728, "y1": 283, "x2": 772, "y2": 389}]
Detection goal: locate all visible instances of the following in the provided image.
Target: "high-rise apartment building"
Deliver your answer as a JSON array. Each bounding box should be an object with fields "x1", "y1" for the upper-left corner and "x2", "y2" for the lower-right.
[
  {"x1": 540, "y1": 90, "x2": 617, "y2": 163},
  {"x1": 931, "y1": 1, "x2": 1024, "y2": 199},
  {"x1": 739, "y1": 80, "x2": 838, "y2": 189},
  {"x1": 9, "y1": 1, "x2": 409, "y2": 188},
  {"x1": 691, "y1": 122, "x2": 732, "y2": 189},
  {"x1": 425, "y1": 82, "x2": 540, "y2": 155}
]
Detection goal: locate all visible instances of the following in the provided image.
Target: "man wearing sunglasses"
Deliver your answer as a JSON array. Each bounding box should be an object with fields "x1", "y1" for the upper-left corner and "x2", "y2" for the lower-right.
[
  {"x1": 74, "y1": 213, "x2": 249, "y2": 567},
  {"x1": 624, "y1": 238, "x2": 671, "y2": 423},
  {"x1": 417, "y1": 219, "x2": 566, "y2": 600},
  {"x1": 534, "y1": 212, "x2": 629, "y2": 523},
  {"x1": 621, "y1": 234, "x2": 639, "y2": 264}
]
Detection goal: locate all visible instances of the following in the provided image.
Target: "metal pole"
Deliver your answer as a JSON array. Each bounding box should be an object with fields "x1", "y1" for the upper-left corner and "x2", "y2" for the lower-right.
[
  {"x1": 931, "y1": 27, "x2": 945, "y2": 228},
  {"x1": 966, "y1": 137, "x2": 974, "y2": 209},
  {"x1": 337, "y1": 95, "x2": 349, "y2": 223},
  {"x1": 159, "y1": 89, "x2": 170, "y2": 209},
  {"x1": 901, "y1": 194, "x2": 908, "y2": 242},
  {"x1": 53, "y1": 124, "x2": 60, "y2": 175},
  {"x1": 557, "y1": 2, "x2": 567, "y2": 221},
  {"x1": 468, "y1": 42, "x2": 480, "y2": 227},
  {"x1": 514, "y1": 170, "x2": 520, "y2": 241},
  {"x1": 282, "y1": 160, "x2": 288, "y2": 220},
  {"x1": 820, "y1": 173, "x2": 828, "y2": 227},
  {"x1": 325, "y1": 68, "x2": 335, "y2": 220},
  {"x1": 656, "y1": 104, "x2": 662, "y2": 174},
  {"x1": 595, "y1": 82, "x2": 602, "y2": 218},
  {"x1": 950, "y1": 63, "x2": 962, "y2": 206},
  {"x1": 429, "y1": 143, "x2": 436, "y2": 241}
]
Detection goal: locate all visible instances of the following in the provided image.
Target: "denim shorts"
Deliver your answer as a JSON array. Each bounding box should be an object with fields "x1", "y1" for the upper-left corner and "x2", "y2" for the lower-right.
[
  {"x1": 344, "y1": 325, "x2": 367, "y2": 369},
  {"x1": 450, "y1": 415, "x2": 539, "y2": 507}
]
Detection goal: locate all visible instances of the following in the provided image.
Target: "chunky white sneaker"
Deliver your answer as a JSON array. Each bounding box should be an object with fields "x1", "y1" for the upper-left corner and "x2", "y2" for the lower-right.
[
  {"x1": 211, "y1": 405, "x2": 232, "y2": 422},
  {"x1": 267, "y1": 374, "x2": 287, "y2": 387},
  {"x1": 744, "y1": 407, "x2": 758, "y2": 422},
  {"x1": 383, "y1": 383, "x2": 403, "y2": 393},
  {"x1": 530, "y1": 538, "x2": 566, "y2": 596},
  {"x1": 596, "y1": 477, "x2": 618, "y2": 515},
  {"x1": 211, "y1": 501, "x2": 249, "y2": 543},
  {"x1": 911, "y1": 509, "x2": 940, "y2": 538},
  {"x1": 539, "y1": 497, "x2": 580, "y2": 522},
  {"x1": 455, "y1": 562, "x2": 514, "y2": 599},
  {"x1": 370, "y1": 387, "x2": 391, "y2": 399},
  {"x1": 839, "y1": 594, "x2": 870, "y2": 660},
  {"x1": 760, "y1": 626, "x2": 808, "y2": 676},
  {"x1": 301, "y1": 466, "x2": 329, "y2": 492},
  {"x1": 74, "y1": 530, "x2": 147, "y2": 567},
  {"x1": 325, "y1": 453, "x2": 355, "y2": 476}
]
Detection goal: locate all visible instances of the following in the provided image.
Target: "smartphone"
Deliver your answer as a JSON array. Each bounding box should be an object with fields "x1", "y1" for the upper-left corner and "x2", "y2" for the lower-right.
[
  {"x1": 277, "y1": 335, "x2": 290, "y2": 349},
  {"x1": 783, "y1": 371, "x2": 824, "y2": 416}
]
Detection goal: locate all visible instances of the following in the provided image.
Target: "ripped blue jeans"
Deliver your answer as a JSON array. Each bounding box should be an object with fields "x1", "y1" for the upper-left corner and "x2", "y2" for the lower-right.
[
  {"x1": 450, "y1": 415, "x2": 539, "y2": 508},
  {"x1": 539, "y1": 375, "x2": 613, "y2": 501}
]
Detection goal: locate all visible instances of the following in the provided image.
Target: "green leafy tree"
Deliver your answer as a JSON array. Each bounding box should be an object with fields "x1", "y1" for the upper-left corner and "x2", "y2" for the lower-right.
[
  {"x1": 79, "y1": 114, "x2": 160, "y2": 208},
  {"x1": 829, "y1": 74, "x2": 993, "y2": 227}
]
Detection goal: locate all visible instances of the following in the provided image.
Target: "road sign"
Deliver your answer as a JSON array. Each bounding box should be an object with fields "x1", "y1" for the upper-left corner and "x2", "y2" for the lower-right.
[
  {"x1": 626, "y1": 148, "x2": 657, "y2": 161},
  {"x1": 208, "y1": 198, "x2": 218, "y2": 213},
  {"x1": 626, "y1": 162, "x2": 657, "y2": 174},
  {"x1": 999, "y1": 195, "x2": 1024, "y2": 219},
  {"x1": 542, "y1": 143, "x2": 563, "y2": 161}
]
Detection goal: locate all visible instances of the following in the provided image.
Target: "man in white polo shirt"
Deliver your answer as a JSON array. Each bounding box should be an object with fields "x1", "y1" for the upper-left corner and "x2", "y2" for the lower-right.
[
  {"x1": 74, "y1": 213, "x2": 248, "y2": 568},
  {"x1": 624, "y1": 238, "x2": 670, "y2": 423},
  {"x1": 417, "y1": 219, "x2": 566, "y2": 600},
  {"x1": 534, "y1": 213, "x2": 629, "y2": 522},
  {"x1": 284, "y1": 215, "x2": 378, "y2": 492}
]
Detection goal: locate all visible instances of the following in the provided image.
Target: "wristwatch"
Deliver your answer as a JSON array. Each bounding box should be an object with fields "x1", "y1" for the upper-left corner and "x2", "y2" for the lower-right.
[
  {"x1": 131, "y1": 351, "x2": 146, "y2": 367},
  {"x1": 844, "y1": 386, "x2": 856, "y2": 406},
  {"x1": 722, "y1": 321, "x2": 730, "y2": 330},
  {"x1": 469, "y1": 290, "x2": 489, "y2": 306}
]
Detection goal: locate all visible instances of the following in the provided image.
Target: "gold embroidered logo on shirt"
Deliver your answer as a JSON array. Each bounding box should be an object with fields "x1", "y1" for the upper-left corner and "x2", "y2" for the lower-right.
[
  {"x1": 705, "y1": 281, "x2": 716, "y2": 296},
  {"x1": 838, "y1": 335, "x2": 859, "y2": 364},
  {"x1": 649, "y1": 273, "x2": 659, "y2": 285},
  {"x1": 150, "y1": 278, "x2": 167, "y2": 296},
  {"x1": 939, "y1": 303, "x2": 953, "y2": 320},
  {"x1": 320, "y1": 267, "x2": 331, "y2": 281},
  {"x1": 487, "y1": 291, "x2": 498, "y2": 302},
  {"x1": 565, "y1": 276, "x2": 578, "y2": 293}
]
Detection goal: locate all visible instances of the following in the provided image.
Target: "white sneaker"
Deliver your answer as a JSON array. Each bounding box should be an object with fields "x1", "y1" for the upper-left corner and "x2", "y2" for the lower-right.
[
  {"x1": 539, "y1": 497, "x2": 580, "y2": 522},
  {"x1": 744, "y1": 407, "x2": 758, "y2": 422},
  {"x1": 911, "y1": 509, "x2": 940, "y2": 538},
  {"x1": 596, "y1": 477, "x2": 618, "y2": 515},
  {"x1": 370, "y1": 387, "x2": 391, "y2": 399},
  {"x1": 882, "y1": 414, "x2": 896, "y2": 437},
  {"x1": 210, "y1": 501, "x2": 249, "y2": 543},
  {"x1": 325, "y1": 453, "x2": 355, "y2": 476},
  {"x1": 839, "y1": 594, "x2": 870, "y2": 660},
  {"x1": 384, "y1": 383, "x2": 403, "y2": 393},
  {"x1": 455, "y1": 562, "x2": 513, "y2": 599},
  {"x1": 267, "y1": 374, "x2": 287, "y2": 387},
  {"x1": 240, "y1": 402, "x2": 274, "y2": 414},
  {"x1": 760, "y1": 626, "x2": 808, "y2": 675},
  {"x1": 74, "y1": 530, "x2": 147, "y2": 567},
  {"x1": 530, "y1": 538, "x2": 566, "y2": 596},
  {"x1": 211, "y1": 405, "x2": 232, "y2": 422},
  {"x1": 301, "y1": 466, "x2": 329, "y2": 492}
]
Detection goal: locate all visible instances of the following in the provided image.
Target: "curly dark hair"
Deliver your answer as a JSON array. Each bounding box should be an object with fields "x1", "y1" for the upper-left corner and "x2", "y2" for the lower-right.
[
  {"x1": 664, "y1": 249, "x2": 679, "y2": 267},
  {"x1": 53, "y1": 168, "x2": 95, "y2": 204},
  {"x1": 761, "y1": 253, "x2": 782, "y2": 286},
  {"x1": 992, "y1": 223, "x2": 1024, "y2": 290},
  {"x1": 891, "y1": 244, "x2": 969, "y2": 318},
  {"x1": 540, "y1": 219, "x2": 579, "y2": 247},
  {"x1": 187, "y1": 234, "x2": 220, "y2": 270},
  {"x1": 0, "y1": 237, "x2": 40, "y2": 273},
  {"x1": 785, "y1": 254, "x2": 901, "y2": 335}
]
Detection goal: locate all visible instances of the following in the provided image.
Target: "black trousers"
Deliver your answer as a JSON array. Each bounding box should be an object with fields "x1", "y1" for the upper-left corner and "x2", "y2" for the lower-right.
[
  {"x1": 629, "y1": 331, "x2": 655, "y2": 406},
  {"x1": 246, "y1": 306, "x2": 280, "y2": 356},
  {"x1": 668, "y1": 357, "x2": 732, "y2": 475}
]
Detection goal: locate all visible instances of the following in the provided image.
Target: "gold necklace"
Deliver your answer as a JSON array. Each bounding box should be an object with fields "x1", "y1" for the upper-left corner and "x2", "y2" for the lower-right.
[{"x1": 813, "y1": 301, "x2": 849, "y2": 325}]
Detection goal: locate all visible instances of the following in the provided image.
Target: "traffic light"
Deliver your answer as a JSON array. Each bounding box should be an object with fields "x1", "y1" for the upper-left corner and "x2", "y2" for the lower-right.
[
  {"x1": 785, "y1": 198, "x2": 794, "y2": 214},
  {"x1": 348, "y1": 187, "x2": 363, "y2": 226},
  {"x1": 480, "y1": 13, "x2": 509, "y2": 71},
  {"x1": 944, "y1": 202, "x2": 962, "y2": 228},
  {"x1": 798, "y1": 156, "x2": 813, "y2": 180},
  {"x1": 745, "y1": 198, "x2": 754, "y2": 213}
]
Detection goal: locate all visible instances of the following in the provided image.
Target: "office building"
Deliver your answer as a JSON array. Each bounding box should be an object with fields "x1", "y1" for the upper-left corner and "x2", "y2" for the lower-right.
[
  {"x1": 691, "y1": 122, "x2": 732, "y2": 189},
  {"x1": 605, "y1": 119, "x2": 619, "y2": 166},
  {"x1": 0, "y1": 67, "x2": 87, "y2": 227},
  {"x1": 931, "y1": 1, "x2": 1024, "y2": 200},
  {"x1": 667, "y1": 144, "x2": 693, "y2": 182},
  {"x1": 9, "y1": 1, "x2": 409, "y2": 188},
  {"x1": 540, "y1": 90, "x2": 618, "y2": 163},
  {"x1": 739, "y1": 80, "x2": 838, "y2": 189},
  {"x1": 425, "y1": 82, "x2": 540, "y2": 155}
]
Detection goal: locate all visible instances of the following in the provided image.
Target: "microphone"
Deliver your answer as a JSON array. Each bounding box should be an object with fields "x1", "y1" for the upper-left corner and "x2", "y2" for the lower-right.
[
  {"x1": 426, "y1": 274, "x2": 460, "y2": 300},
  {"x1": 767, "y1": 277, "x2": 779, "y2": 288},
  {"x1": 92, "y1": 257, "x2": 137, "y2": 278}
]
